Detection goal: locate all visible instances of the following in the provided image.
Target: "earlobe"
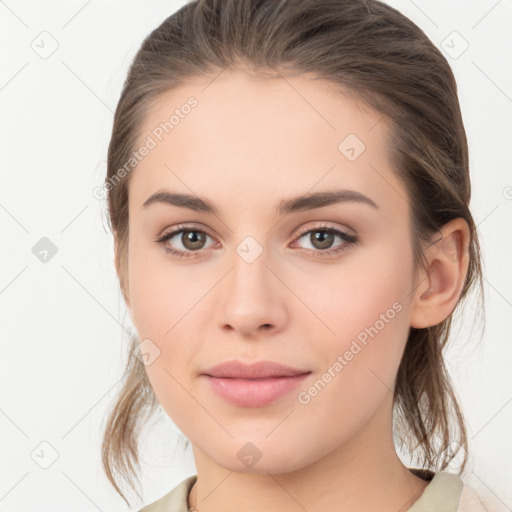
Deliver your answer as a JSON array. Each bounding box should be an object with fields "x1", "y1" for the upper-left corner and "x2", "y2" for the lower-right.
[{"x1": 410, "y1": 218, "x2": 470, "y2": 329}]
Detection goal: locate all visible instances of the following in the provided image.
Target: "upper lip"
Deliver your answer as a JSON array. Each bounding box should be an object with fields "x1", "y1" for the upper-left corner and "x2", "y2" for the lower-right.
[{"x1": 202, "y1": 360, "x2": 311, "y2": 379}]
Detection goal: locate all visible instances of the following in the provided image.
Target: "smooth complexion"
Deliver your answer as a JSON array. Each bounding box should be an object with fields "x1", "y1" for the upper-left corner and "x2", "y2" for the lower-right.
[{"x1": 116, "y1": 69, "x2": 470, "y2": 512}]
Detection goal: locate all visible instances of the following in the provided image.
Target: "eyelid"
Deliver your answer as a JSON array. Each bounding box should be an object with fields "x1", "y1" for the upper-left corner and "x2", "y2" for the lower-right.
[
  {"x1": 156, "y1": 221, "x2": 358, "y2": 258},
  {"x1": 157, "y1": 223, "x2": 216, "y2": 240},
  {"x1": 157, "y1": 221, "x2": 354, "y2": 243},
  {"x1": 293, "y1": 221, "x2": 356, "y2": 239}
]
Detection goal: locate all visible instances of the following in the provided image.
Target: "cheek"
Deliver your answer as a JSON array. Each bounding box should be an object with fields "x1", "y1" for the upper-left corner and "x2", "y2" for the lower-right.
[
  {"x1": 292, "y1": 242, "x2": 413, "y2": 408},
  {"x1": 126, "y1": 245, "x2": 201, "y2": 424},
  {"x1": 127, "y1": 240, "x2": 207, "y2": 377},
  {"x1": 277, "y1": 272, "x2": 411, "y2": 468},
  {"x1": 127, "y1": 240, "x2": 190, "y2": 338},
  {"x1": 294, "y1": 240, "x2": 413, "y2": 347}
]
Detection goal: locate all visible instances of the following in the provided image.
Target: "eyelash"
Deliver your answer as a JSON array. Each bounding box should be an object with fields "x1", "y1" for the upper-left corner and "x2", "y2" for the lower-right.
[{"x1": 155, "y1": 223, "x2": 359, "y2": 260}]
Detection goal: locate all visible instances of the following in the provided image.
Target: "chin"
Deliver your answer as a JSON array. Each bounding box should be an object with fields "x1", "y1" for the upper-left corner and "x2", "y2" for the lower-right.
[{"x1": 202, "y1": 437, "x2": 327, "y2": 475}]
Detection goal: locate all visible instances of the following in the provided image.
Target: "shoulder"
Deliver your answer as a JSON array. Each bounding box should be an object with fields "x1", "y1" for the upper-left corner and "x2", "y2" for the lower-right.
[
  {"x1": 406, "y1": 470, "x2": 489, "y2": 512},
  {"x1": 136, "y1": 475, "x2": 197, "y2": 512},
  {"x1": 457, "y1": 484, "x2": 489, "y2": 512}
]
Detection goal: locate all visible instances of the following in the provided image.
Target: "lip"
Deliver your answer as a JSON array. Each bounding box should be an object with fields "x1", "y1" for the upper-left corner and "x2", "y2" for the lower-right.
[
  {"x1": 202, "y1": 359, "x2": 310, "y2": 379},
  {"x1": 201, "y1": 360, "x2": 311, "y2": 408}
]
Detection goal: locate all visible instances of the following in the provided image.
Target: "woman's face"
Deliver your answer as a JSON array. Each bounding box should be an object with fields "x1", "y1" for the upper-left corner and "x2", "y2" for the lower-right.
[{"x1": 122, "y1": 70, "x2": 417, "y2": 473}]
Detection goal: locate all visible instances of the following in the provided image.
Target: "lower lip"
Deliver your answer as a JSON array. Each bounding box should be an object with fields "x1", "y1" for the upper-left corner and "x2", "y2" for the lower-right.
[{"x1": 203, "y1": 373, "x2": 310, "y2": 408}]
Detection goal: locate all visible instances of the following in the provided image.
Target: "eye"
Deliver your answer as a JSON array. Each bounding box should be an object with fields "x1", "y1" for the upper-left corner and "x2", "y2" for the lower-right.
[
  {"x1": 155, "y1": 224, "x2": 216, "y2": 259},
  {"x1": 155, "y1": 222, "x2": 359, "y2": 259},
  {"x1": 291, "y1": 223, "x2": 358, "y2": 258}
]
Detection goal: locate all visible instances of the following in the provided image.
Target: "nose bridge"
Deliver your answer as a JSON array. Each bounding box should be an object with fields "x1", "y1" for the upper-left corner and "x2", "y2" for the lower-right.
[
  {"x1": 228, "y1": 237, "x2": 273, "y2": 305},
  {"x1": 217, "y1": 234, "x2": 286, "y2": 334}
]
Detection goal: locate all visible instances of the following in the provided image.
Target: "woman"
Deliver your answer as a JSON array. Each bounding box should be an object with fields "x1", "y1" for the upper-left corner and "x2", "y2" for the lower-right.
[{"x1": 101, "y1": 0, "x2": 488, "y2": 510}]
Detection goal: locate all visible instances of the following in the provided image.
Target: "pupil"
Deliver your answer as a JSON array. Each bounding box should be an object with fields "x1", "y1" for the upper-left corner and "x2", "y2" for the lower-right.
[
  {"x1": 184, "y1": 230, "x2": 205, "y2": 250},
  {"x1": 312, "y1": 230, "x2": 333, "y2": 249}
]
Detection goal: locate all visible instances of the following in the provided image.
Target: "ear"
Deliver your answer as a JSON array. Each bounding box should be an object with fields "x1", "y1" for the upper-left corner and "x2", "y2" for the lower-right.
[
  {"x1": 114, "y1": 237, "x2": 131, "y2": 310},
  {"x1": 410, "y1": 218, "x2": 470, "y2": 329}
]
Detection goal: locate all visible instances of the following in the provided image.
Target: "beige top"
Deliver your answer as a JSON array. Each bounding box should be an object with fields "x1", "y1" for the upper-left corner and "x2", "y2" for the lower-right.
[{"x1": 137, "y1": 468, "x2": 488, "y2": 512}]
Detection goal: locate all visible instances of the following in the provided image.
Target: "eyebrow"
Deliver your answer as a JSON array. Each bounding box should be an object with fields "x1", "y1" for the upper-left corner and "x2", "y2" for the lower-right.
[{"x1": 142, "y1": 188, "x2": 378, "y2": 216}]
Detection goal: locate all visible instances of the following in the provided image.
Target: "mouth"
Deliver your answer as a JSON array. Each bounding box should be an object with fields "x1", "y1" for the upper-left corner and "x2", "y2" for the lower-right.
[
  {"x1": 203, "y1": 374, "x2": 311, "y2": 407},
  {"x1": 201, "y1": 359, "x2": 310, "y2": 379},
  {"x1": 201, "y1": 360, "x2": 312, "y2": 408}
]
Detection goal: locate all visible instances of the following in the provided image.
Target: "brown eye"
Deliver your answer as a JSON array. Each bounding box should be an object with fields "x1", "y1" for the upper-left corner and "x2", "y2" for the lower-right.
[
  {"x1": 155, "y1": 225, "x2": 216, "y2": 258},
  {"x1": 293, "y1": 224, "x2": 359, "y2": 259},
  {"x1": 308, "y1": 230, "x2": 335, "y2": 250},
  {"x1": 180, "y1": 229, "x2": 207, "y2": 251}
]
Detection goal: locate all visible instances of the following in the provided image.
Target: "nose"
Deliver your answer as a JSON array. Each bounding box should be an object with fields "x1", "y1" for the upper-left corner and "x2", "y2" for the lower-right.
[{"x1": 217, "y1": 248, "x2": 287, "y2": 337}]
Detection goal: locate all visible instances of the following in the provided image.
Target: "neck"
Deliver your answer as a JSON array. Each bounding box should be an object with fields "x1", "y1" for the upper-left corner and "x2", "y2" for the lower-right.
[{"x1": 188, "y1": 396, "x2": 429, "y2": 512}]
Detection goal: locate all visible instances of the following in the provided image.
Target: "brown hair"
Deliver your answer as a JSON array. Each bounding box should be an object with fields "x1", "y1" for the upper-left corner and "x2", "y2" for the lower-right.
[{"x1": 101, "y1": 0, "x2": 484, "y2": 506}]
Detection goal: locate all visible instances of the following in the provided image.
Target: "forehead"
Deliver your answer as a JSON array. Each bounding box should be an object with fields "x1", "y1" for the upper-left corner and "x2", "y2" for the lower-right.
[{"x1": 128, "y1": 69, "x2": 405, "y2": 218}]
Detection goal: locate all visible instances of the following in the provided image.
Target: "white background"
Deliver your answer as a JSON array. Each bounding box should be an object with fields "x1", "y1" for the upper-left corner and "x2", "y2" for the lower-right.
[{"x1": 1, "y1": 0, "x2": 511, "y2": 510}]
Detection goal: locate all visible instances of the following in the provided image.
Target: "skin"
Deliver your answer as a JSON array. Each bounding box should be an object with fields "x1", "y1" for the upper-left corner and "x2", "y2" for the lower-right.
[{"x1": 116, "y1": 69, "x2": 470, "y2": 512}]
